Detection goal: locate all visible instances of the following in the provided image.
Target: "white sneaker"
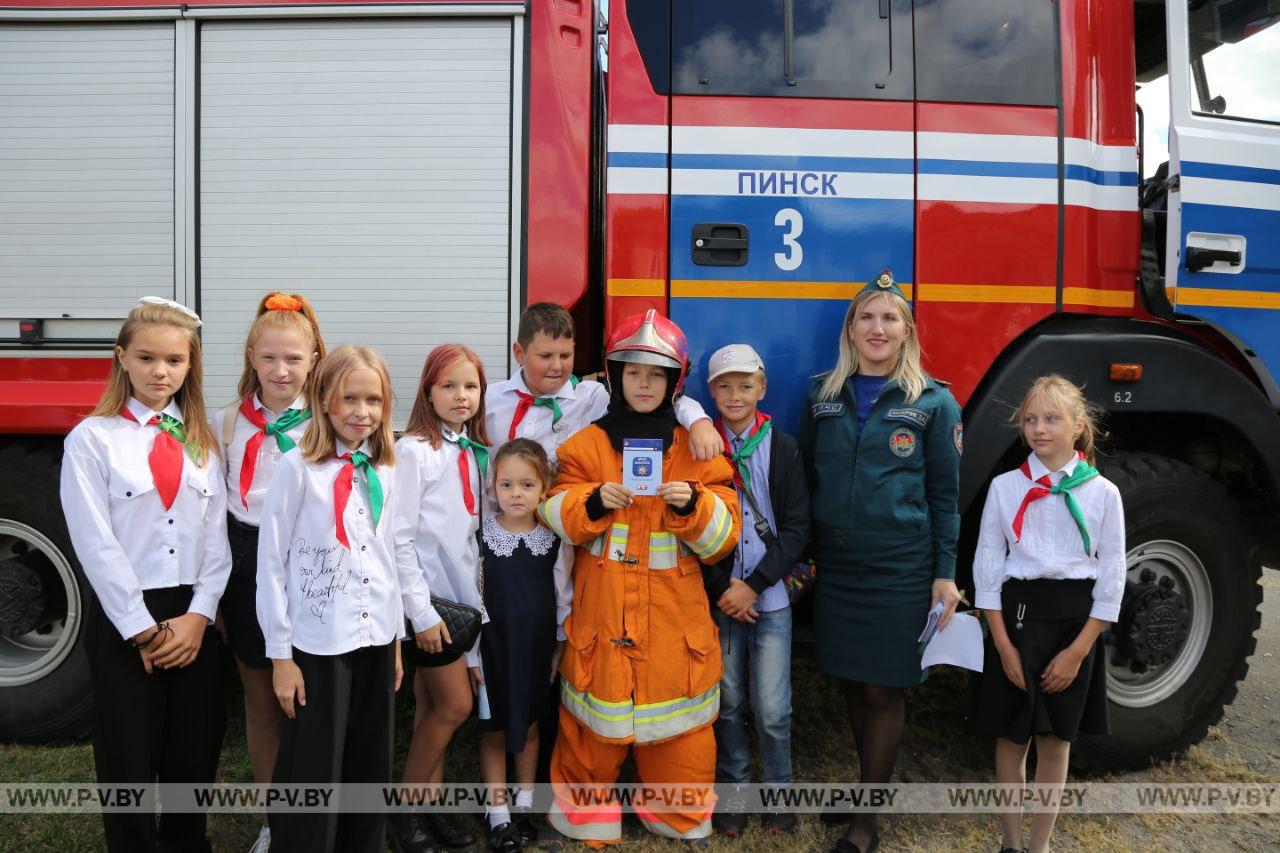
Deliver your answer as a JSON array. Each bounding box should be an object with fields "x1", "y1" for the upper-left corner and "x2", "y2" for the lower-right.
[{"x1": 248, "y1": 825, "x2": 270, "y2": 853}]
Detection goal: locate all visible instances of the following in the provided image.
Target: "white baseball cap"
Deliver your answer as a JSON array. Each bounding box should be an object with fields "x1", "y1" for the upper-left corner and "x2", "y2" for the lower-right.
[{"x1": 706, "y1": 344, "x2": 766, "y2": 382}]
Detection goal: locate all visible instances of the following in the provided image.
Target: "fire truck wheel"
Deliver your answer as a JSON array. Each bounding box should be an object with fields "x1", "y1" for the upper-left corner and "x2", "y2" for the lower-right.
[
  {"x1": 1075, "y1": 452, "x2": 1262, "y2": 771},
  {"x1": 0, "y1": 440, "x2": 94, "y2": 742}
]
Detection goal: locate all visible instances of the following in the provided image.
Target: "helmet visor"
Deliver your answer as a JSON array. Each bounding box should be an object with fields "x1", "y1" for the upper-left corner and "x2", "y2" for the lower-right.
[{"x1": 606, "y1": 349, "x2": 683, "y2": 371}]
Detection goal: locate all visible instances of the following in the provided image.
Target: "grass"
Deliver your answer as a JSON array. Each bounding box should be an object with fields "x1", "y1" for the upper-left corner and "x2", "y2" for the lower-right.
[{"x1": 0, "y1": 657, "x2": 1275, "y2": 852}]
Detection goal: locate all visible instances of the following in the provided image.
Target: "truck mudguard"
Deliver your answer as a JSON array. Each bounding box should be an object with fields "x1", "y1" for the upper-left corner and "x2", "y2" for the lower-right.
[{"x1": 960, "y1": 316, "x2": 1280, "y2": 513}]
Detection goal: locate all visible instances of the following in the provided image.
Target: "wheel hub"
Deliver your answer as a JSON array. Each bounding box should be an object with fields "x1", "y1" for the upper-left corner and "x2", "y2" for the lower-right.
[
  {"x1": 0, "y1": 550, "x2": 51, "y2": 639},
  {"x1": 1107, "y1": 540, "x2": 1213, "y2": 709},
  {"x1": 1117, "y1": 569, "x2": 1192, "y2": 669}
]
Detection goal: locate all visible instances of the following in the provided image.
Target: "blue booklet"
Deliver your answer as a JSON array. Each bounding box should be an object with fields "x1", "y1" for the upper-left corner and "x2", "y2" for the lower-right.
[{"x1": 622, "y1": 438, "x2": 663, "y2": 495}]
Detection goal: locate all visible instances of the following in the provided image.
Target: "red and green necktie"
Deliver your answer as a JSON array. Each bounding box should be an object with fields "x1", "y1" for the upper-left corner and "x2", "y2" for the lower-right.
[
  {"x1": 716, "y1": 411, "x2": 772, "y2": 493},
  {"x1": 238, "y1": 396, "x2": 311, "y2": 508},
  {"x1": 1012, "y1": 451, "x2": 1099, "y2": 555},
  {"x1": 446, "y1": 432, "x2": 490, "y2": 516},
  {"x1": 507, "y1": 375, "x2": 578, "y2": 439},
  {"x1": 333, "y1": 450, "x2": 383, "y2": 550},
  {"x1": 120, "y1": 408, "x2": 186, "y2": 510}
]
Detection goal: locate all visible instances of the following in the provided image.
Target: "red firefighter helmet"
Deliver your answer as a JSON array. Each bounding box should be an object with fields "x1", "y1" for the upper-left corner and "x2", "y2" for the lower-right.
[{"x1": 605, "y1": 309, "x2": 691, "y2": 394}]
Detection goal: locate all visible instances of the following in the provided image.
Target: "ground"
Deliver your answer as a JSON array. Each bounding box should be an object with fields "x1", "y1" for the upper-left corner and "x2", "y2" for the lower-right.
[{"x1": 2, "y1": 570, "x2": 1278, "y2": 852}]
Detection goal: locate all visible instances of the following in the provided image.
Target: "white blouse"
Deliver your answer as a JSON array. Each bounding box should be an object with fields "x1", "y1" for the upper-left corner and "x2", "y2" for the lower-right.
[
  {"x1": 973, "y1": 452, "x2": 1126, "y2": 622},
  {"x1": 60, "y1": 397, "x2": 231, "y2": 640},
  {"x1": 392, "y1": 428, "x2": 487, "y2": 664},
  {"x1": 211, "y1": 394, "x2": 310, "y2": 526},
  {"x1": 255, "y1": 443, "x2": 405, "y2": 658},
  {"x1": 485, "y1": 371, "x2": 710, "y2": 464}
]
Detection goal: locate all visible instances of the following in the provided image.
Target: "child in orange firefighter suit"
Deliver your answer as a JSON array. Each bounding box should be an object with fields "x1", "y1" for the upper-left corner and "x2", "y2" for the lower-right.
[{"x1": 536, "y1": 309, "x2": 741, "y2": 846}]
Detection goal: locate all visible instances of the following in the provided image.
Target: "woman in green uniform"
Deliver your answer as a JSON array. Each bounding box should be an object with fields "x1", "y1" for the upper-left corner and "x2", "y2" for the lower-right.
[{"x1": 798, "y1": 272, "x2": 964, "y2": 853}]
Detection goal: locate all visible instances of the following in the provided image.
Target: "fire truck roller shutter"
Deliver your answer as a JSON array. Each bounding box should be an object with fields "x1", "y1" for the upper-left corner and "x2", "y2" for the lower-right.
[
  {"x1": 0, "y1": 23, "x2": 177, "y2": 332},
  {"x1": 0, "y1": 22, "x2": 180, "y2": 742},
  {"x1": 197, "y1": 17, "x2": 515, "y2": 424},
  {"x1": 959, "y1": 315, "x2": 1272, "y2": 770}
]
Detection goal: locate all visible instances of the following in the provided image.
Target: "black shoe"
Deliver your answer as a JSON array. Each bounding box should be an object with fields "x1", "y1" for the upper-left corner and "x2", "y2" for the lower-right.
[
  {"x1": 424, "y1": 811, "x2": 479, "y2": 850},
  {"x1": 390, "y1": 812, "x2": 441, "y2": 853},
  {"x1": 713, "y1": 807, "x2": 748, "y2": 837},
  {"x1": 511, "y1": 806, "x2": 540, "y2": 844},
  {"x1": 487, "y1": 821, "x2": 522, "y2": 853},
  {"x1": 821, "y1": 810, "x2": 853, "y2": 826},
  {"x1": 831, "y1": 829, "x2": 880, "y2": 853},
  {"x1": 764, "y1": 810, "x2": 798, "y2": 834},
  {"x1": 997, "y1": 848, "x2": 1027, "y2": 853}
]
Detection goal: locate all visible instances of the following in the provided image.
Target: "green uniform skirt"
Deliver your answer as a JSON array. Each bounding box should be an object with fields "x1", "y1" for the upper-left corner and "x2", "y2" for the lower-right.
[{"x1": 813, "y1": 534, "x2": 935, "y2": 687}]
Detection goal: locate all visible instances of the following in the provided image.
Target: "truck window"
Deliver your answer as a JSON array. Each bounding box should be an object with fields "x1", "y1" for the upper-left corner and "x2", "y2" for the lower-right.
[
  {"x1": 671, "y1": 0, "x2": 906, "y2": 99},
  {"x1": 1187, "y1": 0, "x2": 1280, "y2": 124},
  {"x1": 913, "y1": 0, "x2": 1058, "y2": 106}
]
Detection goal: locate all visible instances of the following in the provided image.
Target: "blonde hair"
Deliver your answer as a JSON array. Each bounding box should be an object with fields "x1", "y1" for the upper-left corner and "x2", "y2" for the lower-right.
[
  {"x1": 818, "y1": 288, "x2": 927, "y2": 403},
  {"x1": 299, "y1": 345, "x2": 396, "y2": 466},
  {"x1": 1012, "y1": 374, "x2": 1101, "y2": 465},
  {"x1": 236, "y1": 291, "x2": 327, "y2": 403},
  {"x1": 91, "y1": 300, "x2": 218, "y2": 464}
]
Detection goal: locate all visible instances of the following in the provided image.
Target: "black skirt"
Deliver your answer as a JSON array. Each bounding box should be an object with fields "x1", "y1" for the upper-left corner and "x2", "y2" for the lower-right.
[
  {"x1": 222, "y1": 514, "x2": 270, "y2": 669},
  {"x1": 972, "y1": 578, "x2": 1109, "y2": 744}
]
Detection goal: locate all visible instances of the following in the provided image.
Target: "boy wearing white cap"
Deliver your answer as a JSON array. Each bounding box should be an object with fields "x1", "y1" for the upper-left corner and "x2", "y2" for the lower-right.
[{"x1": 704, "y1": 345, "x2": 811, "y2": 837}]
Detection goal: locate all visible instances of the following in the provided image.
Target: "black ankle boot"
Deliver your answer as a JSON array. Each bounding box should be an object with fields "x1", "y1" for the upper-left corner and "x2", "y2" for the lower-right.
[
  {"x1": 424, "y1": 810, "x2": 479, "y2": 850},
  {"x1": 390, "y1": 812, "x2": 441, "y2": 853}
]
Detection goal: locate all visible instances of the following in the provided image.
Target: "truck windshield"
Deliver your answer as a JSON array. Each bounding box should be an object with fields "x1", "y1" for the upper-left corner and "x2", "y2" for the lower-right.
[{"x1": 1187, "y1": 0, "x2": 1280, "y2": 124}]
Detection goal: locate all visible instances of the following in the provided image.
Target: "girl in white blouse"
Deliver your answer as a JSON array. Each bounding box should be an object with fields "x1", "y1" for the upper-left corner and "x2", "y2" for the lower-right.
[
  {"x1": 972, "y1": 375, "x2": 1125, "y2": 853},
  {"x1": 390, "y1": 343, "x2": 491, "y2": 852},
  {"x1": 210, "y1": 290, "x2": 325, "y2": 853},
  {"x1": 60, "y1": 297, "x2": 230, "y2": 853},
  {"x1": 256, "y1": 344, "x2": 406, "y2": 853}
]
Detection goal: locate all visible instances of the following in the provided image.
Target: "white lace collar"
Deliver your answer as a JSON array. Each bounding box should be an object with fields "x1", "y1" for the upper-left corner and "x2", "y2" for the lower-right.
[{"x1": 482, "y1": 515, "x2": 557, "y2": 557}]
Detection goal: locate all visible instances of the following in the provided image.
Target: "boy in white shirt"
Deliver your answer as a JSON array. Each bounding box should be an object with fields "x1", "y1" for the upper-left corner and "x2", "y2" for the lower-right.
[{"x1": 485, "y1": 302, "x2": 724, "y2": 466}]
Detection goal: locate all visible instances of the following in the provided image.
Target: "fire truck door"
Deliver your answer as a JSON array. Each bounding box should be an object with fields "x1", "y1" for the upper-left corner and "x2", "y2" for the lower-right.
[
  {"x1": 663, "y1": 0, "x2": 915, "y2": 433},
  {"x1": 1166, "y1": 0, "x2": 1280, "y2": 395}
]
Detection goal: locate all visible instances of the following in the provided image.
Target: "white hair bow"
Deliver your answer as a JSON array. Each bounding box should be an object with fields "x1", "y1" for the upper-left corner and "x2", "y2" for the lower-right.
[{"x1": 138, "y1": 296, "x2": 202, "y2": 328}]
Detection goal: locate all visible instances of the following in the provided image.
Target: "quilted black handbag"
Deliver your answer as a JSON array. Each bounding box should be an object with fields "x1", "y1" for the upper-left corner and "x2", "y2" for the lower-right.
[
  {"x1": 412, "y1": 499, "x2": 487, "y2": 667},
  {"x1": 412, "y1": 595, "x2": 482, "y2": 667}
]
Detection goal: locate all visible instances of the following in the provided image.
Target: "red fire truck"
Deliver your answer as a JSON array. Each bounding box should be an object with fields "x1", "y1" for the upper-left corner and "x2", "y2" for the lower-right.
[{"x1": 1, "y1": 0, "x2": 1277, "y2": 771}]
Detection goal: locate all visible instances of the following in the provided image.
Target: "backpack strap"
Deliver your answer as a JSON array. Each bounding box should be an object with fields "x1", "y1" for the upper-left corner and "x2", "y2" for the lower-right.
[
  {"x1": 219, "y1": 401, "x2": 239, "y2": 475},
  {"x1": 221, "y1": 402, "x2": 238, "y2": 447}
]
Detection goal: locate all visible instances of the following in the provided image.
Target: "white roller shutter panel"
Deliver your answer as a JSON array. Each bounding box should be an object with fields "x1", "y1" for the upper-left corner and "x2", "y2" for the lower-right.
[
  {"x1": 0, "y1": 23, "x2": 175, "y2": 321},
  {"x1": 199, "y1": 18, "x2": 513, "y2": 423}
]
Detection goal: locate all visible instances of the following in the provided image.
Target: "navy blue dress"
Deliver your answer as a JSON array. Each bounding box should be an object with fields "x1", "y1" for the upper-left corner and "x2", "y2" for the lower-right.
[{"x1": 477, "y1": 516, "x2": 560, "y2": 753}]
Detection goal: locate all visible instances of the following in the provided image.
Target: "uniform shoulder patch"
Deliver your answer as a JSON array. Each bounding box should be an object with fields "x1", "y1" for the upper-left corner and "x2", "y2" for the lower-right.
[
  {"x1": 811, "y1": 401, "x2": 846, "y2": 418},
  {"x1": 889, "y1": 427, "x2": 917, "y2": 458},
  {"x1": 884, "y1": 406, "x2": 931, "y2": 428},
  {"x1": 953, "y1": 422, "x2": 963, "y2": 455}
]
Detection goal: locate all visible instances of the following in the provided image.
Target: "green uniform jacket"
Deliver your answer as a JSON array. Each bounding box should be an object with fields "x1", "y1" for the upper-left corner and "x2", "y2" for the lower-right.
[{"x1": 797, "y1": 374, "x2": 963, "y2": 580}]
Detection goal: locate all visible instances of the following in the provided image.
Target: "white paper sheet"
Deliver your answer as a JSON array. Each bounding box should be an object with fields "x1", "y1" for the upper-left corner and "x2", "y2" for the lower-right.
[{"x1": 920, "y1": 612, "x2": 985, "y2": 672}]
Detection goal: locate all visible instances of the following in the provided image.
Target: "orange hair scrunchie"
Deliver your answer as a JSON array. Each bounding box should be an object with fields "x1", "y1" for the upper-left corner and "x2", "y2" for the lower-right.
[{"x1": 264, "y1": 293, "x2": 303, "y2": 312}]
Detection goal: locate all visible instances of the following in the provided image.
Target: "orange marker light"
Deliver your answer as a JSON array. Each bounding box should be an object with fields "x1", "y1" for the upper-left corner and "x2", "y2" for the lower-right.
[{"x1": 1110, "y1": 363, "x2": 1144, "y2": 382}]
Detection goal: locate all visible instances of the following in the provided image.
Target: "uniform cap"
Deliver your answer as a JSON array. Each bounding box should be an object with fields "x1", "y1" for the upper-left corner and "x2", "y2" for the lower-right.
[
  {"x1": 866, "y1": 269, "x2": 908, "y2": 303},
  {"x1": 706, "y1": 344, "x2": 766, "y2": 382}
]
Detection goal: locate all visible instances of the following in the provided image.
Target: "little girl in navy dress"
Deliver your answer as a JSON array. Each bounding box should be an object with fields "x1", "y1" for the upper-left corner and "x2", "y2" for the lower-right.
[{"x1": 476, "y1": 438, "x2": 571, "y2": 850}]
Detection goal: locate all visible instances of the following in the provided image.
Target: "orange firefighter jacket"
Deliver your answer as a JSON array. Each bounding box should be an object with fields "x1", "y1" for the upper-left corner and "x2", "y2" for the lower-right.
[{"x1": 538, "y1": 424, "x2": 741, "y2": 746}]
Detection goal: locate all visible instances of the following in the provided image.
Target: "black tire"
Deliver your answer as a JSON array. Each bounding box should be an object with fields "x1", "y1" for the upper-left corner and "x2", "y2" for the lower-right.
[
  {"x1": 1075, "y1": 452, "x2": 1262, "y2": 771},
  {"x1": 0, "y1": 439, "x2": 94, "y2": 742}
]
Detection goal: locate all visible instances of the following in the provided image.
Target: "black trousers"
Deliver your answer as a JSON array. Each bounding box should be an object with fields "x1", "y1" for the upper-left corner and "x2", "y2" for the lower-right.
[
  {"x1": 270, "y1": 643, "x2": 396, "y2": 853},
  {"x1": 87, "y1": 585, "x2": 226, "y2": 853}
]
